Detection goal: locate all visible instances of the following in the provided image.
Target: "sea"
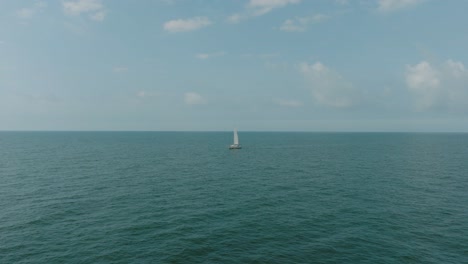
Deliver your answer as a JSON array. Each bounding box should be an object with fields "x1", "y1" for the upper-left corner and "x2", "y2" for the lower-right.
[{"x1": 1, "y1": 132, "x2": 467, "y2": 263}]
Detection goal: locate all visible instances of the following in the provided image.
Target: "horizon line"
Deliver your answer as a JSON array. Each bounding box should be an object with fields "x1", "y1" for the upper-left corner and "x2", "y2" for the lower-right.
[{"x1": 0, "y1": 130, "x2": 467, "y2": 133}]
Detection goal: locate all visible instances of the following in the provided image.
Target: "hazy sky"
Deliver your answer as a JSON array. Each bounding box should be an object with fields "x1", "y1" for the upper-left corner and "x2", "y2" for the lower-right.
[{"x1": 1, "y1": 0, "x2": 468, "y2": 131}]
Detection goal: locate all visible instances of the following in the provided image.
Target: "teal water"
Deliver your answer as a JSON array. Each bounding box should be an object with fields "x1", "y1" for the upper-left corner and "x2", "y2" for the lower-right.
[{"x1": 1, "y1": 132, "x2": 467, "y2": 263}]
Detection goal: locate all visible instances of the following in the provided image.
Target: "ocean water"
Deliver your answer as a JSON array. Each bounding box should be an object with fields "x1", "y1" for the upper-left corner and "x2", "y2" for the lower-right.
[{"x1": 1, "y1": 132, "x2": 467, "y2": 263}]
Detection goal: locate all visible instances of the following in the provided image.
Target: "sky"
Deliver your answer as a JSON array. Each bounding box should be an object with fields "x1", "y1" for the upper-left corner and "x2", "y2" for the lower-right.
[{"x1": 1, "y1": 0, "x2": 468, "y2": 132}]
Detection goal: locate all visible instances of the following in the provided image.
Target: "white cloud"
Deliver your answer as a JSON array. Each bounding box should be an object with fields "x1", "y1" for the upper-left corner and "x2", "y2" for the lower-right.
[
  {"x1": 260, "y1": 53, "x2": 280, "y2": 58},
  {"x1": 265, "y1": 61, "x2": 288, "y2": 70},
  {"x1": 227, "y1": 0, "x2": 301, "y2": 23},
  {"x1": 445, "y1": 60, "x2": 467, "y2": 78},
  {"x1": 136, "y1": 91, "x2": 158, "y2": 98},
  {"x1": 195, "y1": 51, "x2": 226, "y2": 60},
  {"x1": 280, "y1": 19, "x2": 304, "y2": 32},
  {"x1": 16, "y1": 1, "x2": 46, "y2": 19},
  {"x1": 63, "y1": 0, "x2": 102, "y2": 15},
  {"x1": 226, "y1": 13, "x2": 244, "y2": 24},
  {"x1": 378, "y1": 0, "x2": 425, "y2": 12},
  {"x1": 242, "y1": 53, "x2": 280, "y2": 59},
  {"x1": 17, "y1": 8, "x2": 35, "y2": 19},
  {"x1": 299, "y1": 62, "x2": 357, "y2": 108},
  {"x1": 248, "y1": 0, "x2": 302, "y2": 16},
  {"x1": 113, "y1": 66, "x2": 128, "y2": 73},
  {"x1": 163, "y1": 17, "x2": 212, "y2": 33},
  {"x1": 406, "y1": 61, "x2": 440, "y2": 110},
  {"x1": 35, "y1": 1, "x2": 47, "y2": 8},
  {"x1": 63, "y1": 0, "x2": 106, "y2": 21},
  {"x1": 406, "y1": 60, "x2": 468, "y2": 111},
  {"x1": 406, "y1": 62, "x2": 439, "y2": 89},
  {"x1": 184, "y1": 92, "x2": 206, "y2": 105},
  {"x1": 280, "y1": 14, "x2": 328, "y2": 32},
  {"x1": 90, "y1": 11, "x2": 106, "y2": 21},
  {"x1": 275, "y1": 99, "x2": 303, "y2": 107}
]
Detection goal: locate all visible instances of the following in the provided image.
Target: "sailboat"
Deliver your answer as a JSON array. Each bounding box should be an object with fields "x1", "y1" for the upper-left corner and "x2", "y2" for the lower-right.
[{"x1": 229, "y1": 129, "x2": 241, "y2": 149}]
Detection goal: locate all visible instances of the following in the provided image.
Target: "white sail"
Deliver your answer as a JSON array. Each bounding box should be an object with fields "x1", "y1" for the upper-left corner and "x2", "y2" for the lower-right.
[
  {"x1": 233, "y1": 129, "x2": 239, "y2": 145},
  {"x1": 229, "y1": 129, "x2": 241, "y2": 149}
]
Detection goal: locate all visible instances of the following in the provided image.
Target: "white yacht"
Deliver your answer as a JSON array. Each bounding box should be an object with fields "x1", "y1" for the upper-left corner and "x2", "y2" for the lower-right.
[{"x1": 229, "y1": 129, "x2": 241, "y2": 149}]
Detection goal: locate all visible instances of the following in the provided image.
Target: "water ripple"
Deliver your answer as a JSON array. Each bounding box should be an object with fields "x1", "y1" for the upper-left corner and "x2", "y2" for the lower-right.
[{"x1": 1, "y1": 132, "x2": 467, "y2": 263}]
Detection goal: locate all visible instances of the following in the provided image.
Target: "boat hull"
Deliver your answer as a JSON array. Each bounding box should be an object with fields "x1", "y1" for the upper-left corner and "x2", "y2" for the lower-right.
[{"x1": 229, "y1": 144, "x2": 241, "y2": 149}]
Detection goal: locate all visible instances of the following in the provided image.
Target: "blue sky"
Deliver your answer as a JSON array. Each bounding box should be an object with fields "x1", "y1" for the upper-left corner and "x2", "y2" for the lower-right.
[{"x1": 1, "y1": 0, "x2": 468, "y2": 131}]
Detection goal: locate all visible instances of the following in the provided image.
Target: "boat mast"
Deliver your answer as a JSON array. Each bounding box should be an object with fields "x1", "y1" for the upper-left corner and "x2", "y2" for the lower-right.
[{"x1": 233, "y1": 129, "x2": 239, "y2": 145}]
